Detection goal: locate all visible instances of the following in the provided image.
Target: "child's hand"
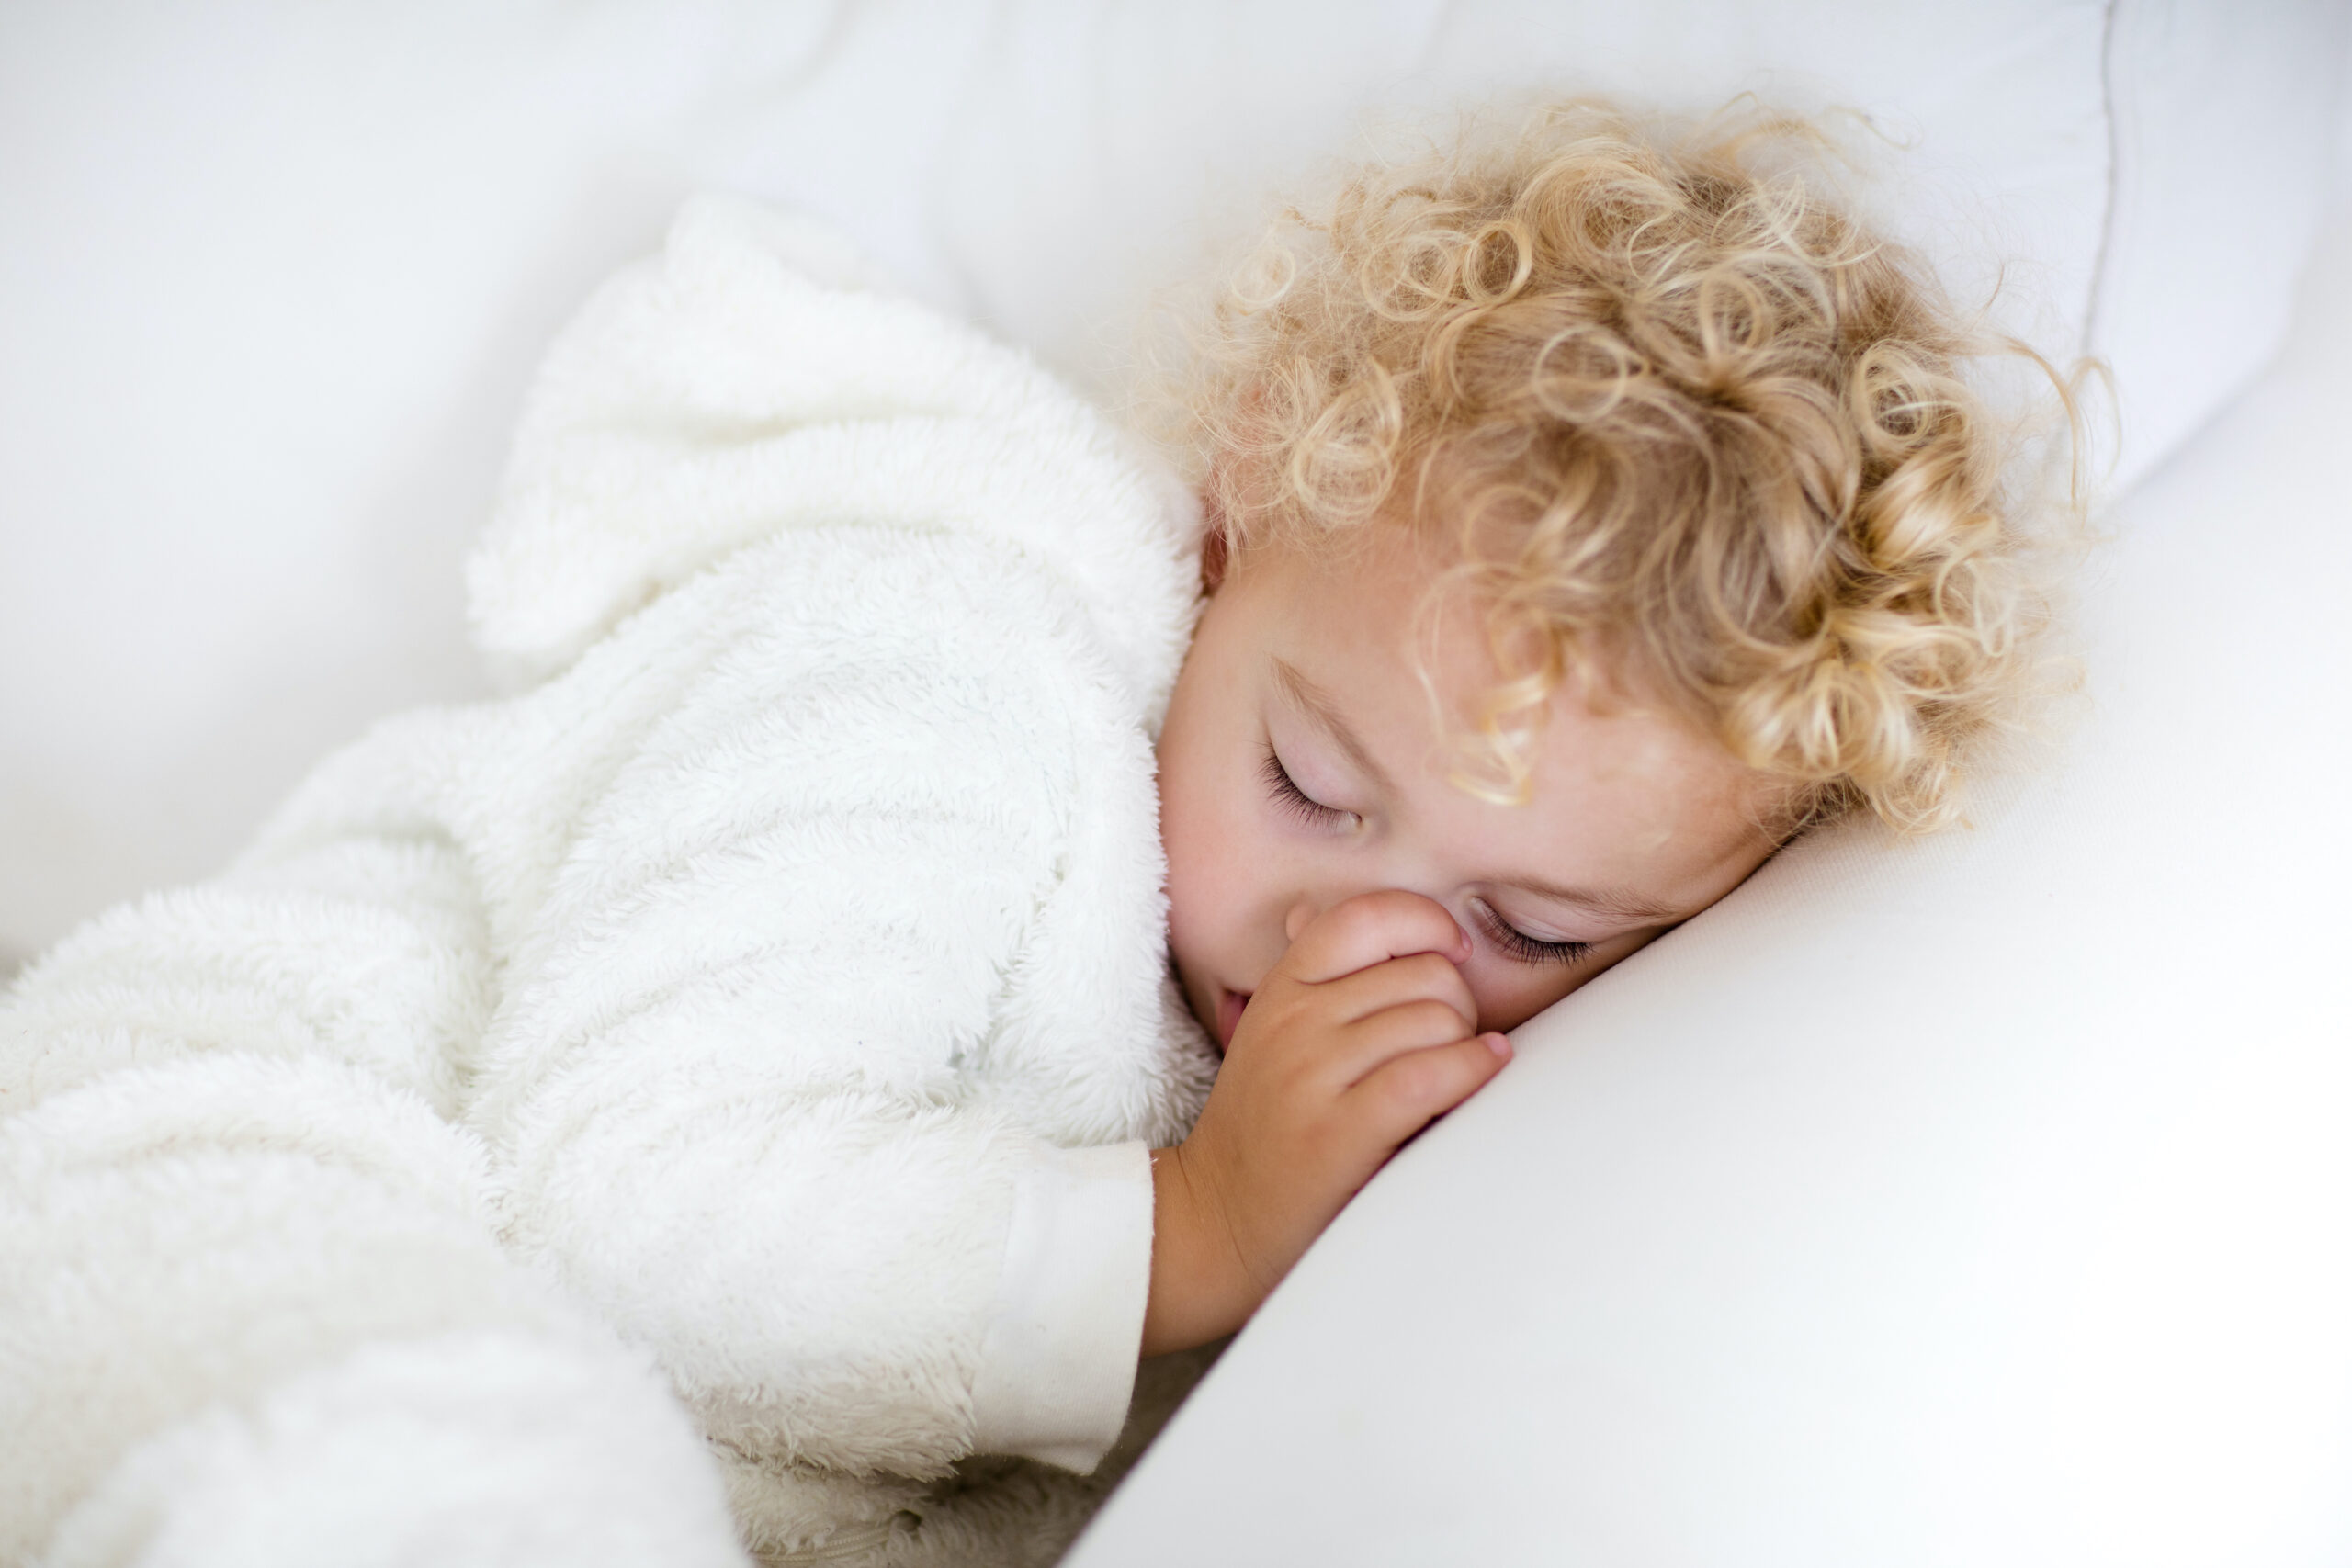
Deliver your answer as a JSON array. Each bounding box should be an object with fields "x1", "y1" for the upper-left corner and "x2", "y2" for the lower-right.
[{"x1": 1142, "y1": 890, "x2": 1512, "y2": 1355}]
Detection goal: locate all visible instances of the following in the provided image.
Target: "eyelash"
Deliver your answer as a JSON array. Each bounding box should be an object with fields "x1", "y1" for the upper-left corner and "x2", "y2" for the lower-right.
[
  {"x1": 1260, "y1": 742, "x2": 1594, "y2": 969},
  {"x1": 1470, "y1": 901, "x2": 1594, "y2": 969},
  {"x1": 1261, "y1": 742, "x2": 1353, "y2": 829}
]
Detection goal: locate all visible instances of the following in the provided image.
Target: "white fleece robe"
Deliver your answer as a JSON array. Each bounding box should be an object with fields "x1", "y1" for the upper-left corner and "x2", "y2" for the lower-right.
[{"x1": 0, "y1": 195, "x2": 1221, "y2": 1568}]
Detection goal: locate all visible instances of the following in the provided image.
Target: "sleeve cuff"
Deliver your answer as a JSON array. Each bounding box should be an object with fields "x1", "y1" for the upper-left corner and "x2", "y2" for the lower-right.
[{"x1": 969, "y1": 1140, "x2": 1155, "y2": 1473}]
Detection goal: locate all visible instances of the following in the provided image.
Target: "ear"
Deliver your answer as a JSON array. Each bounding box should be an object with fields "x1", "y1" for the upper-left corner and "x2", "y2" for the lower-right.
[{"x1": 1199, "y1": 523, "x2": 1230, "y2": 595}]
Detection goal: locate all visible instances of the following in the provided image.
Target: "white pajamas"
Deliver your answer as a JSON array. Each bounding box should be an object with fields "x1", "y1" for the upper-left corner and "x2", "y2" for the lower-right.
[{"x1": 0, "y1": 196, "x2": 1217, "y2": 1566}]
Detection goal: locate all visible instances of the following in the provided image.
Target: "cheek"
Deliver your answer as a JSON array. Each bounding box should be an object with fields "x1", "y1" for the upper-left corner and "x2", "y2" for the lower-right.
[
  {"x1": 1466, "y1": 931, "x2": 1662, "y2": 1034},
  {"x1": 1464, "y1": 962, "x2": 1581, "y2": 1036},
  {"x1": 1158, "y1": 739, "x2": 1249, "y2": 958},
  {"x1": 1162, "y1": 779, "x2": 1256, "y2": 952}
]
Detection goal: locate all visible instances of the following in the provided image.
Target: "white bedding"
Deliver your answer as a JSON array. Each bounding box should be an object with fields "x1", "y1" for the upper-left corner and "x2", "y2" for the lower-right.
[{"x1": 3, "y1": 4, "x2": 2348, "y2": 1563}]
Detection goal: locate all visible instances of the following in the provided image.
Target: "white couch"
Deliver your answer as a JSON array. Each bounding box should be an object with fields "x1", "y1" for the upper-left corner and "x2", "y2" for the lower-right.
[{"x1": 4, "y1": 4, "x2": 2347, "y2": 1562}]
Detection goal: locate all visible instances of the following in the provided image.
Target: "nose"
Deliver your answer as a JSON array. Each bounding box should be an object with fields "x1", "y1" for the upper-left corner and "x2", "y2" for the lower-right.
[
  {"x1": 1280, "y1": 882, "x2": 1473, "y2": 959},
  {"x1": 1282, "y1": 884, "x2": 1406, "y2": 945}
]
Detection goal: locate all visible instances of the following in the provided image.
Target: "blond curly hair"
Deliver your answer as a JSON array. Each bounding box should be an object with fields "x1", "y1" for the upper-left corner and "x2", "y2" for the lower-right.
[{"x1": 1169, "y1": 101, "x2": 2076, "y2": 835}]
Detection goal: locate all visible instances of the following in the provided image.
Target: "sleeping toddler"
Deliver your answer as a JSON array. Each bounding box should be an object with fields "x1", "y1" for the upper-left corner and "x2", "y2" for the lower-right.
[{"x1": 0, "y1": 104, "x2": 2055, "y2": 1566}]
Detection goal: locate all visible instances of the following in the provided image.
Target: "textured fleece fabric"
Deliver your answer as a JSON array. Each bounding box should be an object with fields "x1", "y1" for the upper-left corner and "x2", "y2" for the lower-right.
[{"x1": 0, "y1": 195, "x2": 1221, "y2": 1567}]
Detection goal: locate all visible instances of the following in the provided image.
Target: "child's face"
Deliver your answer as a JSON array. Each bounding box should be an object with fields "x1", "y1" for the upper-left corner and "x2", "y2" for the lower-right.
[{"x1": 1157, "y1": 531, "x2": 1781, "y2": 1053}]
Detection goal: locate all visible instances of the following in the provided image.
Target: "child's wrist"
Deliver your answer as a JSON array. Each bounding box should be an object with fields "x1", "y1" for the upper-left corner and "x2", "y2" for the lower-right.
[{"x1": 1140, "y1": 1144, "x2": 1257, "y2": 1356}]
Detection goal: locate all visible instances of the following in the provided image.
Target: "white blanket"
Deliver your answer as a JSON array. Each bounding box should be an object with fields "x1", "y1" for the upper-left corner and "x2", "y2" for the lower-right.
[{"x1": 0, "y1": 195, "x2": 1217, "y2": 1566}]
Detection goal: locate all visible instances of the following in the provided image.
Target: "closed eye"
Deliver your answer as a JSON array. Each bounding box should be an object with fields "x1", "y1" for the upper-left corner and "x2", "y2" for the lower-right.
[
  {"x1": 1470, "y1": 898, "x2": 1594, "y2": 968},
  {"x1": 1261, "y1": 741, "x2": 1356, "y2": 829}
]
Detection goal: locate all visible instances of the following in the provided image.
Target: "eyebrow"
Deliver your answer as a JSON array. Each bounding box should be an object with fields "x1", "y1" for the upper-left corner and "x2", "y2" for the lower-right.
[
  {"x1": 1493, "y1": 877, "x2": 1685, "y2": 927},
  {"x1": 1269, "y1": 658, "x2": 1397, "y2": 795}
]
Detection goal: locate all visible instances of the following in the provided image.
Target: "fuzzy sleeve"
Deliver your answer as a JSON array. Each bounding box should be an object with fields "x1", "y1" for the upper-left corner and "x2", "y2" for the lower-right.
[
  {"x1": 456, "y1": 523, "x2": 1174, "y2": 1485},
  {"x1": 0, "y1": 813, "x2": 746, "y2": 1564}
]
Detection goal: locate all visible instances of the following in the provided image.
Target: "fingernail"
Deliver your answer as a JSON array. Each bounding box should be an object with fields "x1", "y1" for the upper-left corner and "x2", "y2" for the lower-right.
[{"x1": 1484, "y1": 1032, "x2": 1512, "y2": 1060}]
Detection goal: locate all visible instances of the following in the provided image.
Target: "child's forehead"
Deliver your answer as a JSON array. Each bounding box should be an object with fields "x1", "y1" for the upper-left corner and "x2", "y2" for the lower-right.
[
  {"x1": 1239, "y1": 539, "x2": 1777, "y2": 846},
  {"x1": 1242, "y1": 531, "x2": 1646, "y2": 739}
]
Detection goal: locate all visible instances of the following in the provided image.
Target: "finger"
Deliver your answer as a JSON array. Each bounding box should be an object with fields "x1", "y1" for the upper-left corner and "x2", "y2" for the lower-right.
[
  {"x1": 1281, "y1": 889, "x2": 1469, "y2": 985},
  {"x1": 1316, "y1": 999, "x2": 1486, "y2": 1088},
  {"x1": 1344, "y1": 1031, "x2": 1513, "y2": 1145},
  {"x1": 1317, "y1": 951, "x2": 1476, "y2": 1033}
]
